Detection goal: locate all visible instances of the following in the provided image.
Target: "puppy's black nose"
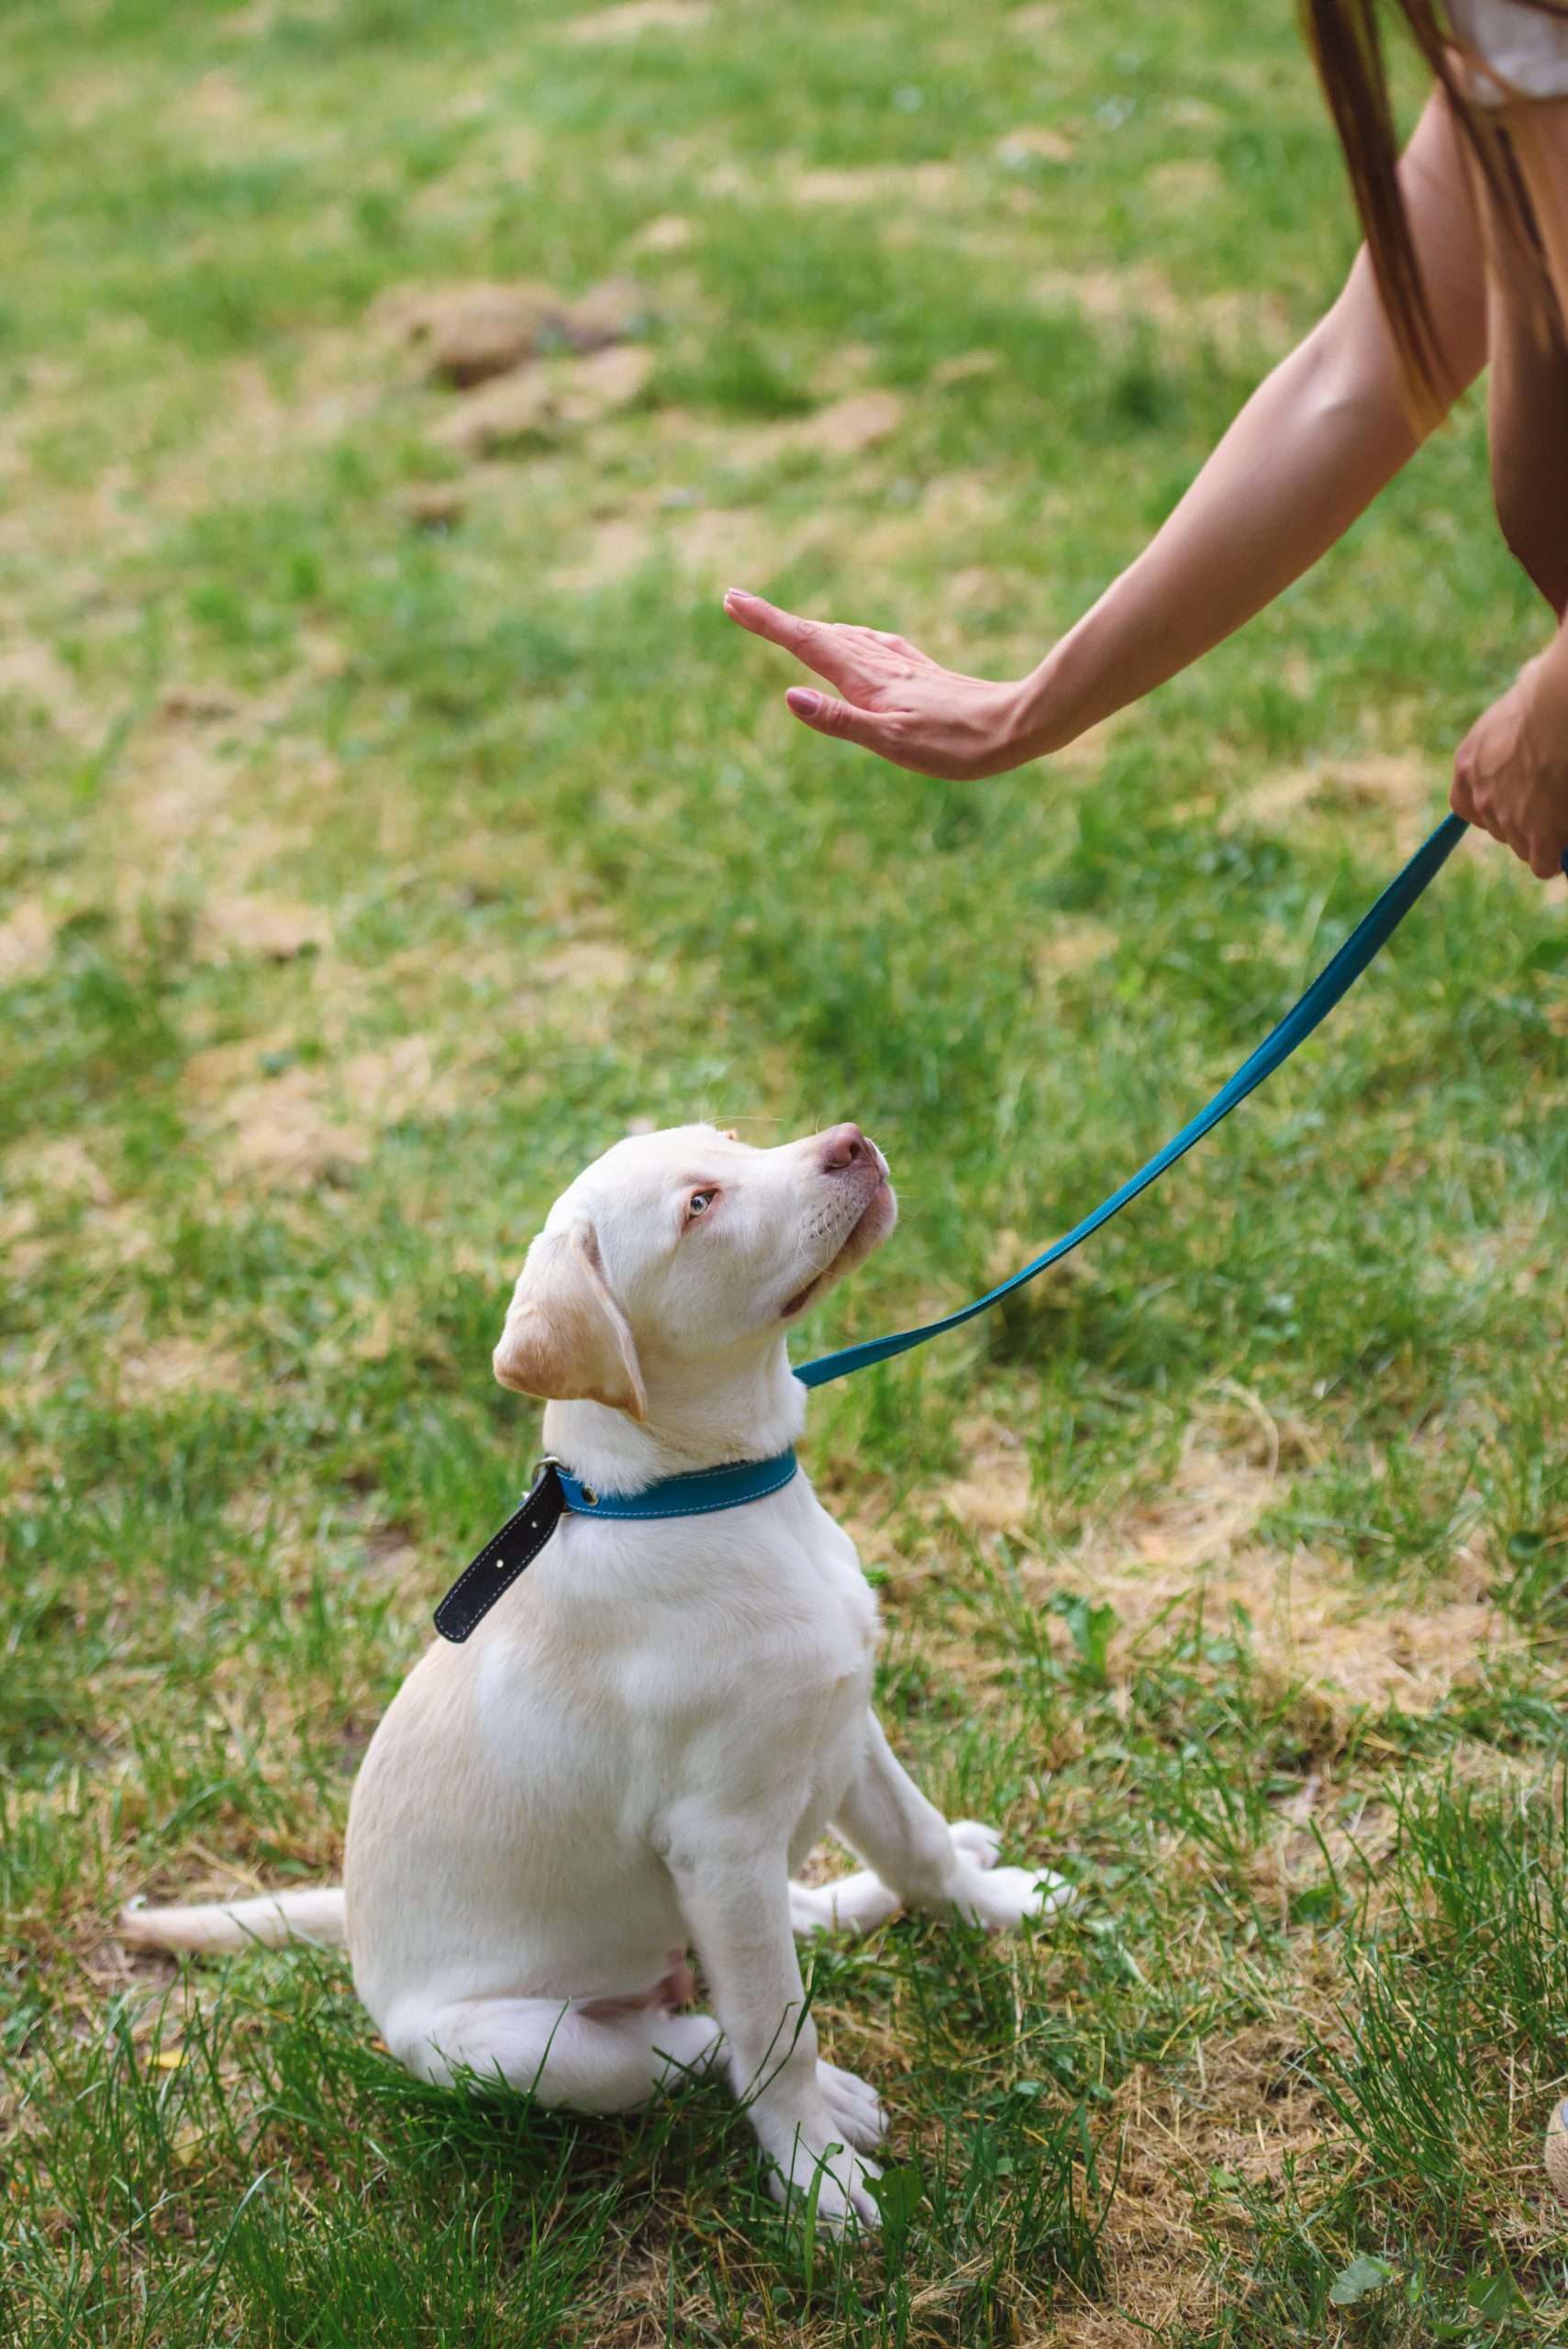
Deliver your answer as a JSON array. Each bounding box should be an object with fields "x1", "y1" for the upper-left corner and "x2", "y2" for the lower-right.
[{"x1": 820, "y1": 1122, "x2": 869, "y2": 1174}]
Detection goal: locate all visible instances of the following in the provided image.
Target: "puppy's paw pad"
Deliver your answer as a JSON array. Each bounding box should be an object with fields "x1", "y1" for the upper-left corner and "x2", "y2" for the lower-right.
[{"x1": 949, "y1": 1820, "x2": 1003, "y2": 1871}]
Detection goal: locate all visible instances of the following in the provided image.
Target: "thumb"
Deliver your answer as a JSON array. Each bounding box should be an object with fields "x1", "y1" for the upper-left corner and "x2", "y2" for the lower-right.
[{"x1": 785, "y1": 685, "x2": 901, "y2": 754}]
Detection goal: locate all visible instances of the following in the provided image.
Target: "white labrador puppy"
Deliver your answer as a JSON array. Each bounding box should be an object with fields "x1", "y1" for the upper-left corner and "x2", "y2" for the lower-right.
[{"x1": 123, "y1": 1121, "x2": 1063, "y2": 2231}]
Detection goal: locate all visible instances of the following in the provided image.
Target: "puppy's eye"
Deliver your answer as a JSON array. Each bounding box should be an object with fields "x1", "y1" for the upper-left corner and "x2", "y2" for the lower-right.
[{"x1": 686, "y1": 1188, "x2": 717, "y2": 1219}]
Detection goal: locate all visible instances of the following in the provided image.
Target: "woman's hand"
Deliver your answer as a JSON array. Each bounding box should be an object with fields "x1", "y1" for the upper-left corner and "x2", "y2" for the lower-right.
[
  {"x1": 1451, "y1": 637, "x2": 1568, "y2": 879},
  {"x1": 723, "y1": 589, "x2": 1047, "y2": 780}
]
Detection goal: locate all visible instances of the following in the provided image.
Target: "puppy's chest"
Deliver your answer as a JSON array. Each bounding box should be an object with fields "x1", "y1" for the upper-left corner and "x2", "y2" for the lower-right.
[{"x1": 646, "y1": 1509, "x2": 878, "y2": 1712}]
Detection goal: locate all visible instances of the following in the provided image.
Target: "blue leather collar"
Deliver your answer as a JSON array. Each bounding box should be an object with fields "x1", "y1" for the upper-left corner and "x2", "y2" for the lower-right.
[
  {"x1": 557, "y1": 1450, "x2": 798, "y2": 1518},
  {"x1": 433, "y1": 1450, "x2": 798, "y2": 1641}
]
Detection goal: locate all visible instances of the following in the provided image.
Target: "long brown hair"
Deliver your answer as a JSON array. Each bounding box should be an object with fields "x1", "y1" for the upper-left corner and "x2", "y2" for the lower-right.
[{"x1": 1302, "y1": 0, "x2": 1564, "y2": 420}]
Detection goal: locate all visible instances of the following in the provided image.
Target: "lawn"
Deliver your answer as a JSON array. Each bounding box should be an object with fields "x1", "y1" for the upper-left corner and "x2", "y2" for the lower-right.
[{"x1": 3, "y1": 0, "x2": 1568, "y2": 2341}]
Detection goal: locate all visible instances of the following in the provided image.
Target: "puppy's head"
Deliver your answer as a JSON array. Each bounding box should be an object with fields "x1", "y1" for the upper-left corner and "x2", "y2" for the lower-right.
[{"x1": 494, "y1": 1121, "x2": 896, "y2": 1414}]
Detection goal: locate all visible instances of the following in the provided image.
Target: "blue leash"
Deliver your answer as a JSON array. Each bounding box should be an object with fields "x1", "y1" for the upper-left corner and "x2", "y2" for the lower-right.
[
  {"x1": 796, "y1": 812, "x2": 1475, "y2": 1389},
  {"x1": 439, "y1": 810, "x2": 1553, "y2": 1639}
]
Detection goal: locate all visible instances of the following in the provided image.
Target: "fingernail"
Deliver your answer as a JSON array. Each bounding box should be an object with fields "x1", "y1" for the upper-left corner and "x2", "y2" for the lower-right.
[
  {"x1": 726, "y1": 586, "x2": 752, "y2": 604},
  {"x1": 787, "y1": 688, "x2": 820, "y2": 717}
]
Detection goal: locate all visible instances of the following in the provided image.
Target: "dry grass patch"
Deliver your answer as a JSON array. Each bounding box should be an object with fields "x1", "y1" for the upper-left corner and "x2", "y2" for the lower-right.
[
  {"x1": 563, "y1": 0, "x2": 712, "y2": 43},
  {"x1": 1232, "y1": 751, "x2": 1443, "y2": 852},
  {"x1": 1041, "y1": 1426, "x2": 1517, "y2": 1723}
]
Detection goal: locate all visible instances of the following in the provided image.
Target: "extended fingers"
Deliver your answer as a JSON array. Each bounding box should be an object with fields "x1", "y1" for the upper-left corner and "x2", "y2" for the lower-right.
[
  {"x1": 725, "y1": 588, "x2": 832, "y2": 668},
  {"x1": 785, "y1": 685, "x2": 907, "y2": 755}
]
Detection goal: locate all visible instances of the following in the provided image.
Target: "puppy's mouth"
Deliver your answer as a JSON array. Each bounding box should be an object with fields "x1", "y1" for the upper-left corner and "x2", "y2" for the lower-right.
[{"x1": 781, "y1": 1175, "x2": 897, "y2": 1320}]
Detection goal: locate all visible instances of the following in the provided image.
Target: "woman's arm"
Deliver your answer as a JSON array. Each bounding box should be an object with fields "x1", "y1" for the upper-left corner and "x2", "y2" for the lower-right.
[
  {"x1": 1450, "y1": 98, "x2": 1568, "y2": 875},
  {"x1": 726, "y1": 93, "x2": 1487, "y2": 780}
]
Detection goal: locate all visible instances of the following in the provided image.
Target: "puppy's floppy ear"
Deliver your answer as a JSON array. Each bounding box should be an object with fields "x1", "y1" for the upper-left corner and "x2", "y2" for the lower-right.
[{"x1": 493, "y1": 1221, "x2": 646, "y2": 1419}]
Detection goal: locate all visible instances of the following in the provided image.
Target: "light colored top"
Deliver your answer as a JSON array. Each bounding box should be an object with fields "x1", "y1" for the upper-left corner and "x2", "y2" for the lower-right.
[{"x1": 1449, "y1": 0, "x2": 1568, "y2": 101}]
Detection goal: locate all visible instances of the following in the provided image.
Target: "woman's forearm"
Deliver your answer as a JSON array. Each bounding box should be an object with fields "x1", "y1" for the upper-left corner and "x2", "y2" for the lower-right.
[{"x1": 1018, "y1": 93, "x2": 1487, "y2": 753}]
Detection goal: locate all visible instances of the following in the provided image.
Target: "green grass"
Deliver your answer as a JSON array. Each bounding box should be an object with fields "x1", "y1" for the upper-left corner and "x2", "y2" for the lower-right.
[{"x1": 3, "y1": 0, "x2": 1568, "y2": 2341}]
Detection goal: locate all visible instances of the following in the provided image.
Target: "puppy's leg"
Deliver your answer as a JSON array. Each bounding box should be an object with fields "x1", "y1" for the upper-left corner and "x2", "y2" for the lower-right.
[
  {"x1": 668, "y1": 1829, "x2": 885, "y2": 2232},
  {"x1": 391, "y1": 1994, "x2": 722, "y2": 2111},
  {"x1": 829, "y1": 1715, "x2": 1072, "y2": 1932},
  {"x1": 788, "y1": 1868, "x2": 903, "y2": 1939}
]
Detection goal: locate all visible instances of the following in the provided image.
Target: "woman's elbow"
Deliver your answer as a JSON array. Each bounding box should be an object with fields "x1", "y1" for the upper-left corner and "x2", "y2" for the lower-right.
[{"x1": 1493, "y1": 473, "x2": 1568, "y2": 617}]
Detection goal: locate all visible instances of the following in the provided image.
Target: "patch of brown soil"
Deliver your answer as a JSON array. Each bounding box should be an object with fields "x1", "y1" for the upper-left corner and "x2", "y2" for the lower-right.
[
  {"x1": 1148, "y1": 158, "x2": 1224, "y2": 205},
  {"x1": 1052, "y1": 709, "x2": 1131, "y2": 776},
  {"x1": 195, "y1": 896, "x2": 330, "y2": 964},
  {"x1": 1033, "y1": 917, "x2": 1119, "y2": 974},
  {"x1": 791, "y1": 161, "x2": 960, "y2": 206},
  {"x1": 1033, "y1": 264, "x2": 1184, "y2": 331},
  {"x1": 942, "y1": 1415, "x2": 1034, "y2": 1533},
  {"x1": 433, "y1": 344, "x2": 653, "y2": 456},
  {"x1": 158, "y1": 684, "x2": 244, "y2": 724},
  {"x1": 1006, "y1": 2, "x2": 1062, "y2": 36},
  {"x1": 116, "y1": 730, "x2": 242, "y2": 850},
  {"x1": 563, "y1": 0, "x2": 710, "y2": 41},
  {"x1": 1042, "y1": 1422, "x2": 1515, "y2": 1723},
  {"x1": 536, "y1": 941, "x2": 636, "y2": 989},
  {"x1": 341, "y1": 1034, "x2": 459, "y2": 1122},
  {"x1": 175, "y1": 70, "x2": 250, "y2": 127},
  {"x1": 1232, "y1": 753, "x2": 1438, "y2": 852},
  {"x1": 630, "y1": 213, "x2": 695, "y2": 255},
  {"x1": 931, "y1": 349, "x2": 1002, "y2": 388},
  {"x1": 788, "y1": 389, "x2": 906, "y2": 457},
  {"x1": 395, "y1": 277, "x2": 644, "y2": 388},
  {"x1": 1070, "y1": 2006, "x2": 1339, "y2": 2344},
  {"x1": 0, "y1": 640, "x2": 95, "y2": 743},
  {"x1": 0, "y1": 900, "x2": 57, "y2": 980},
  {"x1": 6, "y1": 1134, "x2": 116, "y2": 1208},
  {"x1": 209, "y1": 1067, "x2": 366, "y2": 1187},
  {"x1": 117, "y1": 1337, "x2": 249, "y2": 1405},
  {"x1": 995, "y1": 126, "x2": 1075, "y2": 167},
  {"x1": 1032, "y1": 265, "x2": 1290, "y2": 360}
]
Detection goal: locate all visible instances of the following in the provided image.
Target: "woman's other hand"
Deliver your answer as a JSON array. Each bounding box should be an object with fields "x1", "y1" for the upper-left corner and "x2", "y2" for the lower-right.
[
  {"x1": 723, "y1": 589, "x2": 1047, "y2": 781},
  {"x1": 1451, "y1": 635, "x2": 1568, "y2": 878}
]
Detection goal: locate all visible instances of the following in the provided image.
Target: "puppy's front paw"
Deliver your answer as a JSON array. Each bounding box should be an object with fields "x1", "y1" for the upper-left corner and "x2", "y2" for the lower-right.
[
  {"x1": 949, "y1": 1819, "x2": 1003, "y2": 1871},
  {"x1": 761, "y1": 2122, "x2": 883, "y2": 2233},
  {"x1": 817, "y1": 2057, "x2": 887, "y2": 2150},
  {"x1": 951, "y1": 1860, "x2": 1075, "y2": 1932}
]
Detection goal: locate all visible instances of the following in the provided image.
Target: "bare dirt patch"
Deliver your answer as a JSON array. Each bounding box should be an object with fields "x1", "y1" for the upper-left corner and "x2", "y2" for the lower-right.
[
  {"x1": 433, "y1": 344, "x2": 653, "y2": 456},
  {"x1": 117, "y1": 1337, "x2": 250, "y2": 1405},
  {"x1": 791, "y1": 161, "x2": 960, "y2": 206},
  {"x1": 0, "y1": 900, "x2": 58, "y2": 981},
  {"x1": 6, "y1": 1134, "x2": 116, "y2": 1208},
  {"x1": 195, "y1": 896, "x2": 331, "y2": 964},
  {"x1": 1040, "y1": 1424, "x2": 1515, "y2": 1724},
  {"x1": 563, "y1": 0, "x2": 710, "y2": 42},
  {"x1": 0, "y1": 639, "x2": 96, "y2": 744},
  {"x1": 1233, "y1": 752, "x2": 1440, "y2": 852},
  {"x1": 394, "y1": 278, "x2": 645, "y2": 388},
  {"x1": 1032, "y1": 265, "x2": 1291, "y2": 359},
  {"x1": 216, "y1": 1065, "x2": 368, "y2": 1187},
  {"x1": 942, "y1": 1415, "x2": 1034, "y2": 1534},
  {"x1": 995, "y1": 126, "x2": 1075, "y2": 167},
  {"x1": 341, "y1": 1034, "x2": 459, "y2": 1122},
  {"x1": 1147, "y1": 158, "x2": 1224, "y2": 206},
  {"x1": 1075, "y1": 2008, "x2": 1338, "y2": 2345}
]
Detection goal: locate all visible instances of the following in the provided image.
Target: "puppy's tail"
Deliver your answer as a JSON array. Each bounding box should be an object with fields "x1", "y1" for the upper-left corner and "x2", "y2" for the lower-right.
[{"x1": 119, "y1": 1886, "x2": 346, "y2": 1954}]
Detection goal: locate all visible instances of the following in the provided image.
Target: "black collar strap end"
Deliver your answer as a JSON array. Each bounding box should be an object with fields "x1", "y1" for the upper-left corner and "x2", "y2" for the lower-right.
[{"x1": 433, "y1": 1460, "x2": 567, "y2": 1643}]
